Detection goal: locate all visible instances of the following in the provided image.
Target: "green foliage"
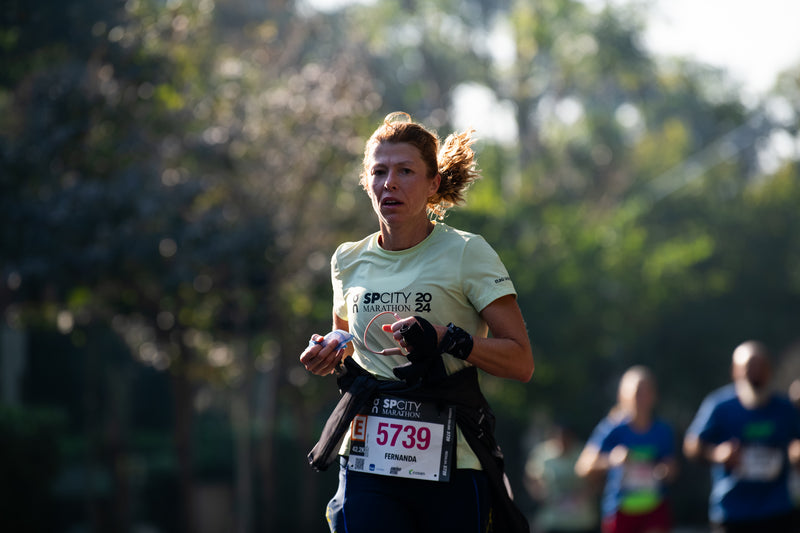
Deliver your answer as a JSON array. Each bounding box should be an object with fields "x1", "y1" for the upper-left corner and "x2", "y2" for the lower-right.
[{"x1": 3, "y1": 0, "x2": 800, "y2": 530}]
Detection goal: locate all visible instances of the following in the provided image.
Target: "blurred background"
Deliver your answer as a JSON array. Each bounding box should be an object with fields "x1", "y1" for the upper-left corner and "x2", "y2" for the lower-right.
[{"x1": 2, "y1": 0, "x2": 799, "y2": 531}]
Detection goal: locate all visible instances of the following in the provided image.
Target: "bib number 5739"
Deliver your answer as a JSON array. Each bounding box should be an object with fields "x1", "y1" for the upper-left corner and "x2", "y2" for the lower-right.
[{"x1": 375, "y1": 422, "x2": 431, "y2": 450}]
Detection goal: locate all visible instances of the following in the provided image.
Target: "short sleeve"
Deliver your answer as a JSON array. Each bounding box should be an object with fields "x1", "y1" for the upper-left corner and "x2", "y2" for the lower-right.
[
  {"x1": 587, "y1": 417, "x2": 616, "y2": 450},
  {"x1": 331, "y1": 251, "x2": 347, "y2": 322},
  {"x1": 460, "y1": 235, "x2": 516, "y2": 313},
  {"x1": 787, "y1": 400, "x2": 800, "y2": 440},
  {"x1": 686, "y1": 394, "x2": 719, "y2": 444},
  {"x1": 598, "y1": 426, "x2": 622, "y2": 454}
]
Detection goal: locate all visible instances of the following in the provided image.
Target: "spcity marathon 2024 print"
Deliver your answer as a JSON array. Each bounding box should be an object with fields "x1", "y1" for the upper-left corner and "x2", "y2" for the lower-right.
[{"x1": 354, "y1": 291, "x2": 433, "y2": 314}]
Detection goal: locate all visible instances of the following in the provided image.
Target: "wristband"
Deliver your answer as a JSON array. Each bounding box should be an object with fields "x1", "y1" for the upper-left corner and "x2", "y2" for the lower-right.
[{"x1": 439, "y1": 323, "x2": 473, "y2": 360}]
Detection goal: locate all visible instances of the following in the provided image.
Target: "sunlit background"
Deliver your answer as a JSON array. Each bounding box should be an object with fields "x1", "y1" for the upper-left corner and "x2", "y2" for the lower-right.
[{"x1": 2, "y1": 0, "x2": 800, "y2": 532}]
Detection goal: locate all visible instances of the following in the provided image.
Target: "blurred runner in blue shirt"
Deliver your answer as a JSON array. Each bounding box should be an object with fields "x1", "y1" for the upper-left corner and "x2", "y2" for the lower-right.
[
  {"x1": 684, "y1": 340, "x2": 800, "y2": 533},
  {"x1": 575, "y1": 366, "x2": 677, "y2": 533}
]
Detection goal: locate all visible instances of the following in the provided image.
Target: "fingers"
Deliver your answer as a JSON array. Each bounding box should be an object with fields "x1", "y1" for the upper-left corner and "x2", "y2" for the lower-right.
[
  {"x1": 711, "y1": 440, "x2": 740, "y2": 467},
  {"x1": 299, "y1": 337, "x2": 342, "y2": 375},
  {"x1": 382, "y1": 319, "x2": 409, "y2": 334},
  {"x1": 382, "y1": 317, "x2": 416, "y2": 344}
]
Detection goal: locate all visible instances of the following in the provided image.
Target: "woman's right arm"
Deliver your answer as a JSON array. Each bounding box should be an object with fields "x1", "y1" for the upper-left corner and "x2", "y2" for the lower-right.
[{"x1": 575, "y1": 443, "x2": 609, "y2": 478}]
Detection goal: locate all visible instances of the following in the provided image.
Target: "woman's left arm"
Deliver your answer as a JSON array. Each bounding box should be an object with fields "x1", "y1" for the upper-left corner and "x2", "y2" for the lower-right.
[
  {"x1": 469, "y1": 294, "x2": 534, "y2": 382},
  {"x1": 387, "y1": 294, "x2": 534, "y2": 382}
]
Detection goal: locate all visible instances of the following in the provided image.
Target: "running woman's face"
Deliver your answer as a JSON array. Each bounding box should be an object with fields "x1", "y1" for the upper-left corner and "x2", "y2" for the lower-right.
[{"x1": 366, "y1": 142, "x2": 440, "y2": 227}]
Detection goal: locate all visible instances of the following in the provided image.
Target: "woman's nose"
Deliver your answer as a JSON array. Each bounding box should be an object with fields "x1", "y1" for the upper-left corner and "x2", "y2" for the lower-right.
[{"x1": 384, "y1": 171, "x2": 398, "y2": 190}]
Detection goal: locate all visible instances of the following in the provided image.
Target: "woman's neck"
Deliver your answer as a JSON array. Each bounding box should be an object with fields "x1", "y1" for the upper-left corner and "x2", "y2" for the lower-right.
[
  {"x1": 378, "y1": 219, "x2": 434, "y2": 251},
  {"x1": 628, "y1": 410, "x2": 652, "y2": 432}
]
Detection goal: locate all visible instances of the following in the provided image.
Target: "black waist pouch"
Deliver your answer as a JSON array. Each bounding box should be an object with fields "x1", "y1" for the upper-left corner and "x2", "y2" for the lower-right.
[{"x1": 307, "y1": 361, "x2": 380, "y2": 471}]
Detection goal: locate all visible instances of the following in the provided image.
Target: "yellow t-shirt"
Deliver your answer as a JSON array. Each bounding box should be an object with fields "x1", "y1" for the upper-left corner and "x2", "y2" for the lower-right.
[{"x1": 331, "y1": 222, "x2": 516, "y2": 469}]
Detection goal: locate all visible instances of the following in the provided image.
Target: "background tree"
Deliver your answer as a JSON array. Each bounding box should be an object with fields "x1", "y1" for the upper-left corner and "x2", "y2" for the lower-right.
[
  {"x1": 2, "y1": 0, "x2": 799, "y2": 531},
  {"x1": 3, "y1": 0, "x2": 378, "y2": 530}
]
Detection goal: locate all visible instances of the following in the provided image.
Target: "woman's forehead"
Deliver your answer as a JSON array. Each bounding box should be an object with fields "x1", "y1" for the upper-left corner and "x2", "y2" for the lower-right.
[{"x1": 368, "y1": 142, "x2": 423, "y2": 164}]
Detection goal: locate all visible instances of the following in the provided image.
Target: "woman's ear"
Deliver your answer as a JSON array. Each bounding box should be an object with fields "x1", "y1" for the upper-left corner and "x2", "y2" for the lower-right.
[{"x1": 429, "y1": 172, "x2": 441, "y2": 196}]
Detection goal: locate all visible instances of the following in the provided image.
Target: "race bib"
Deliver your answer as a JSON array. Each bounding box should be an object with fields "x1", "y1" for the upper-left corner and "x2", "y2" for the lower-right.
[
  {"x1": 347, "y1": 395, "x2": 456, "y2": 482},
  {"x1": 737, "y1": 445, "x2": 784, "y2": 481}
]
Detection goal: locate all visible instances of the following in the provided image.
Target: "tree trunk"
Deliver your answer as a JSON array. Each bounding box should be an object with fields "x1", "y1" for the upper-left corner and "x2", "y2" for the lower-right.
[
  {"x1": 232, "y1": 339, "x2": 253, "y2": 533},
  {"x1": 256, "y1": 350, "x2": 280, "y2": 533},
  {"x1": 172, "y1": 370, "x2": 196, "y2": 533}
]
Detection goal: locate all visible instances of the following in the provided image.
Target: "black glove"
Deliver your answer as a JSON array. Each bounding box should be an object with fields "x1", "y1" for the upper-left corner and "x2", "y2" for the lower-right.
[
  {"x1": 392, "y1": 316, "x2": 445, "y2": 385},
  {"x1": 398, "y1": 316, "x2": 439, "y2": 361}
]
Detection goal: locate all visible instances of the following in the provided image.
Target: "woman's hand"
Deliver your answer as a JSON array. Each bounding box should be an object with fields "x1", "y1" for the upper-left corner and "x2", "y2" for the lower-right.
[
  {"x1": 710, "y1": 439, "x2": 741, "y2": 469},
  {"x1": 608, "y1": 445, "x2": 629, "y2": 467},
  {"x1": 300, "y1": 315, "x2": 353, "y2": 376},
  {"x1": 300, "y1": 334, "x2": 345, "y2": 376},
  {"x1": 383, "y1": 316, "x2": 445, "y2": 354}
]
